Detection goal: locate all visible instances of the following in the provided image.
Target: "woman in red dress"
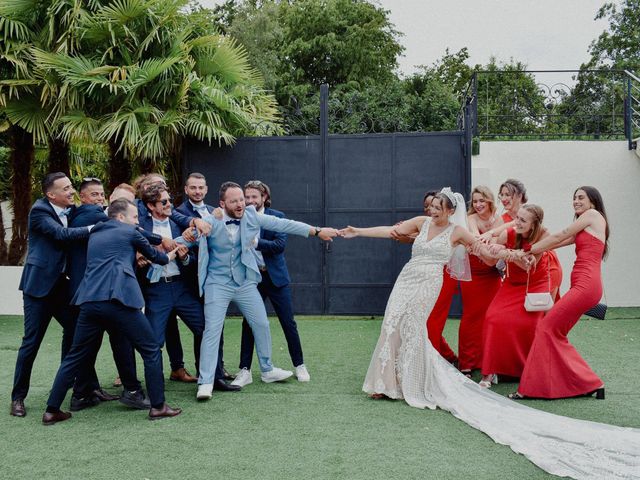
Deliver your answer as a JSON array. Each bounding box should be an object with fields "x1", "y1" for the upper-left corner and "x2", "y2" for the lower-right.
[
  {"x1": 458, "y1": 186, "x2": 502, "y2": 375},
  {"x1": 511, "y1": 186, "x2": 609, "y2": 400},
  {"x1": 479, "y1": 204, "x2": 562, "y2": 388}
]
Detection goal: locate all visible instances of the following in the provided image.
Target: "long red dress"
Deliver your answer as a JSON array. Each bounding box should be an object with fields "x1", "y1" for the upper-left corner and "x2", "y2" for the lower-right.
[
  {"x1": 459, "y1": 254, "x2": 501, "y2": 371},
  {"x1": 518, "y1": 231, "x2": 604, "y2": 398},
  {"x1": 426, "y1": 267, "x2": 458, "y2": 363},
  {"x1": 481, "y1": 229, "x2": 559, "y2": 378}
]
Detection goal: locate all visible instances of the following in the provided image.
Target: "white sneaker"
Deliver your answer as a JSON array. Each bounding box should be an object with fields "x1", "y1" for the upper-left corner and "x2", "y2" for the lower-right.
[
  {"x1": 260, "y1": 367, "x2": 293, "y2": 383},
  {"x1": 295, "y1": 364, "x2": 311, "y2": 382},
  {"x1": 196, "y1": 383, "x2": 213, "y2": 400},
  {"x1": 231, "y1": 368, "x2": 252, "y2": 387}
]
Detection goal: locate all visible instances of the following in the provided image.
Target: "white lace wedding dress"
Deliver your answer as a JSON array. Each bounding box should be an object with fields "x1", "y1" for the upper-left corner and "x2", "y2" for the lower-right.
[{"x1": 363, "y1": 217, "x2": 640, "y2": 480}]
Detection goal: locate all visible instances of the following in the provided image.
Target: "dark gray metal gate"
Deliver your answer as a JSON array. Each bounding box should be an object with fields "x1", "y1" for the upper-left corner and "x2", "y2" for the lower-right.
[{"x1": 183, "y1": 128, "x2": 468, "y2": 315}]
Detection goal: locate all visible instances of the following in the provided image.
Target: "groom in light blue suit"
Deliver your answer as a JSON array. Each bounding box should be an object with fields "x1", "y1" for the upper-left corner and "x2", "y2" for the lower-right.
[{"x1": 190, "y1": 182, "x2": 338, "y2": 400}]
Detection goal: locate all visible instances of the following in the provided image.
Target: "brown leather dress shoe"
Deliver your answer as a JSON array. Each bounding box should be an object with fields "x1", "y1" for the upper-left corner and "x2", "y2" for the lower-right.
[
  {"x1": 10, "y1": 400, "x2": 26, "y2": 417},
  {"x1": 92, "y1": 388, "x2": 120, "y2": 401},
  {"x1": 169, "y1": 368, "x2": 197, "y2": 383},
  {"x1": 42, "y1": 410, "x2": 72, "y2": 426},
  {"x1": 148, "y1": 403, "x2": 182, "y2": 421}
]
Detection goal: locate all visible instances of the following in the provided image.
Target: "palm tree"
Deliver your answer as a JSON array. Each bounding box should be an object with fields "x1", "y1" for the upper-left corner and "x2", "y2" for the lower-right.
[{"x1": 35, "y1": 0, "x2": 282, "y2": 190}]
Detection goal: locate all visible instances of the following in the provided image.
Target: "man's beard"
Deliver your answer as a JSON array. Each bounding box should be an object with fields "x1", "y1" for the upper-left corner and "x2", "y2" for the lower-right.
[{"x1": 225, "y1": 206, "x2": 243, "y2": 219}]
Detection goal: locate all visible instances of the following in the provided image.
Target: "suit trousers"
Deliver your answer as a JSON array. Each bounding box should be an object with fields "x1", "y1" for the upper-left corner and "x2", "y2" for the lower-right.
[
  {"x1": 12, "y1": 277, "x2": 77, "y2": 401},
  {"x1": 143, "y1": 279, "x2": 205, "y2": 374},
  {"x1": 200, "y1": 280, "x2": 274, "y2": 384},
  {"x1": 47, "y1": 300, "x2": 165, "y2": 409},
  {"x1": 239, "y1": 270, "x2": 303, "y2": 369},
  {"x1": 71, "y1": 303, "x2": 142, "y2": 395}
]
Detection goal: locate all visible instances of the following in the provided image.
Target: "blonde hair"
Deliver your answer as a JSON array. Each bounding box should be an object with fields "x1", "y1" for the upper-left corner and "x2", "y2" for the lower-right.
[{"x1": 467, "y1": 185, "x2": 496, "y2": 216}]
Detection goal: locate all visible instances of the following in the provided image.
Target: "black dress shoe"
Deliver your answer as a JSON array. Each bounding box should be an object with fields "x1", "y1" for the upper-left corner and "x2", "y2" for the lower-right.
[
  {"x1": 70, "y1": 395, "x2": 101, "y2": 412},
  {"x1": 92, "y1": 388, "x2": 120, "y2": 401},
  {"x1": 42, "y1": 410, "x2": 72, "y2": 425},
  {"x1": 119, "y1": 389, "x2": 151, "y2": 410},
  {"x1": 10, "y1": 400, "x2": 26, "y2": 417},
  {"x1": 148, "y1": 403, "x2": 182, "y2": 421},
  {"x1": 222, "y1": 367, "x2": 236, "y2": 381},
  {"x1": 214, "y1": 379, "x2": 241, "y2": 392}
]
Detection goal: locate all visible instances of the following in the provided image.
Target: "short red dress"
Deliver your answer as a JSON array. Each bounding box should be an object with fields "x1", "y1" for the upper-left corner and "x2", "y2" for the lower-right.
[
  {"x1": 518, "y1": 231, "x2": 604, "y2": 398},
  {"x1": 458, "y1": 254, "x2": 502, "y2": 371},
  {"x1": 426, "y1": 267, "x2": 458, "y2": 363},
  {"x1": 481, "y1": 228, "x2": 556, "y2": 378}
]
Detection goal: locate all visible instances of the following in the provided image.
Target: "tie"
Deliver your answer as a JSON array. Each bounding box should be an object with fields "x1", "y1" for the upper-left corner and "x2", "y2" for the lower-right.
[
  {"x1": 195, "y1": 205, "x2": 209, "y2": 215},
  {"x1": 153, "y1": 218, "x2": 170, "y2": 228},
  {"x1": 59, "y1": 208, "x2": 71, "y2": 218},
  {"x1": 225, "y1": 219, "x2": 240, "y2": 225}
]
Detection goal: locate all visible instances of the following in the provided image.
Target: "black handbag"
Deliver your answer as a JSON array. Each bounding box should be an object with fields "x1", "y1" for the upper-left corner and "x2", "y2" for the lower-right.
[{"x1": 584, "y1": 302, "x2": 607, "y2": 320}]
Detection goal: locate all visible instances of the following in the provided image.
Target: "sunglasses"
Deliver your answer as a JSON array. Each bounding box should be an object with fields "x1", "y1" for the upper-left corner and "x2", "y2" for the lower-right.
[
  {"x1": 82, "y1": 177, "x2": 102, "y2": 183},
  {"x1": 157, "y1": 198, "x2": 172, "y2": 206}
]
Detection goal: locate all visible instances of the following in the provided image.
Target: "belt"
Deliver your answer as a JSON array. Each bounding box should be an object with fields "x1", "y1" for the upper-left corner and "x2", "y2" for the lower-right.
[{"x1": 159, "y1": 274, "x2": 181, "y2": 283}]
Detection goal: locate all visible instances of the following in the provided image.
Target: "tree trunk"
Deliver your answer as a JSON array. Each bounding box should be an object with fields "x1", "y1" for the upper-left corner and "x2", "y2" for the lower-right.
[
  {"x1": 8, "y1": 126, "x2": 33, "y2": 265},
  {"x1": 47, "y1": 136, "x2": 70, "y2": 176},
  {"x1": 107, "y1": 138, "x2": 131, "y2": 192}
]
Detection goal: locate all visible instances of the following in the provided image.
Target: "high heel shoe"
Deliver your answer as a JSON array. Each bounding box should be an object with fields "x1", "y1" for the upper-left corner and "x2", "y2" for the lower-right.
[
  {"x1": 478, "y1": 374, "x2": 498, "y2": 388},
  {"x1": 587, "y1": 387, "x2": 605, "y2": 400}
]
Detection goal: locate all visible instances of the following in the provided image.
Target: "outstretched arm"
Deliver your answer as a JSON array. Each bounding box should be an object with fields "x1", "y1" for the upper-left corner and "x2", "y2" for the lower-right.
[
  {"x1": 341, "y1": 216, "x2": 425, "y2": 239},
  {"x1": 529, "y1": 212, "x2": 599, "y2": 255}
]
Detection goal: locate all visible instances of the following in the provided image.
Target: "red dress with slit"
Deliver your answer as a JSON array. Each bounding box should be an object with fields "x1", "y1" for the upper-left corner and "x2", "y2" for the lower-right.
[
  {"x1": 426, "y1": 267, "x2": 458, "y2": 363},
  {"x1": 518, "y1": 231, "x2": 604, "y2": 398},
  {"x1": 481, "y1": 229, "x2": 557, "y2": 378},
  {"x1": 458, "y1": 254, "x2": 501, "y2": 371}
]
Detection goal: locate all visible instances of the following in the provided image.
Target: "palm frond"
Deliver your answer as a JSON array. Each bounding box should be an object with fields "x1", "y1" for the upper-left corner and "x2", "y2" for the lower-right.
[{"x1": 4, "y1": 95, "x2": 51, "y2": 143}]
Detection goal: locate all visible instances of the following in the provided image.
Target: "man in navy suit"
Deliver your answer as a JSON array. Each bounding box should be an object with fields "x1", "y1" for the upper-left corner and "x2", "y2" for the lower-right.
[
  {"x1": 10, "y1": 173, "x2": 92, "y2": 418},
  {"x1": 67, "y1": 178, "x2": 168, "y2": 410},
  {"x1": 176, "y1": 172, "x2": 237, "y2": 391},
  {"x1": 231, "y1": 180, "x2": 309, "y2": 387},
  {"x1": 138, "y1": 184, "x2": 209, "y2": 388},
  {"x1": 42, "y1": 199, "x2": 182, "y2": 424},
  {"x1": 136, "y1": 173, "x2": 208, "y2": 383}
]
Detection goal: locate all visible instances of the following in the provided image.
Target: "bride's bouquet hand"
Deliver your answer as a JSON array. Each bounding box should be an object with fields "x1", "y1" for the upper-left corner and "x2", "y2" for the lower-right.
[{"x1": 338, "y1": 226, "x2": 358, "y2": 238}]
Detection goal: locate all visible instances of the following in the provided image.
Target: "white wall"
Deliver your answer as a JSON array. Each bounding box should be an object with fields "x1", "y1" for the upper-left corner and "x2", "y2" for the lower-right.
[
  {"x1": 0, "y1": 267, "x2": 24, "y2": 315},
  {"x1": 474, "y1": 141, "x2": 640, "y2": 307}
]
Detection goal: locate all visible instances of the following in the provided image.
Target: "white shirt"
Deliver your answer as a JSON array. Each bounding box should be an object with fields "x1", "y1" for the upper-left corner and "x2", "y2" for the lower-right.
[
  {"x1": 252, "y1": 206, "x2": 266, "y2": 268},
  {"x1": 189, "y1": 200, "x2": 211, "y2": 219},
  {"x1": 151, "y1": 217, "x2": 181, "y2": 277},
  {"x1": 222, "y1": 212, "x2": 241, "y2": 243}
]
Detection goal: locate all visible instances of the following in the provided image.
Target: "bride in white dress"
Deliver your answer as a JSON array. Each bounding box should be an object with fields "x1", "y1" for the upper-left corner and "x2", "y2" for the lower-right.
[{"x1": 340, "y1": 189, "x2": 640, "y2": 480}]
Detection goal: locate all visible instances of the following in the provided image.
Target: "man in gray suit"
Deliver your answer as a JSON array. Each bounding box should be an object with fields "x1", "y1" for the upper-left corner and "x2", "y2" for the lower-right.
[{"x1": 192, "y1": 182, "x2": 338, "y2": 400}]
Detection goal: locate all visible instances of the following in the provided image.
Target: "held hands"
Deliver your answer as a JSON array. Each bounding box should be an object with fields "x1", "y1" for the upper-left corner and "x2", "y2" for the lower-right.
[
  {"x1": 136, "y1": 252, "x2": 151, "y2": 268},
  {"x1": 176, "y1": 244, "x2": 189, "y2": 260},
  {"x1": 317, "y1": 227, "x2": 339, "y2": 241},
  {"x1": 161, "y1": 237, "x2": 178, "y2": 252},
  {"x1": 338, "y1": 226, "x2": 358, "y2": 239},
  {"x1": 193, "y1": 218, "x2": 212, "y2": 237},
  {"x1": 182, "y1": 227, "x2": 197, "y2": 243},
  {"x1": 477, "y1": 230, "x2": 495, "y2": 244},
  {"x1": 390, "y1": 226, "x2": 417, "y2": 244},
  {"x1": 166, "y1": 246, "x2": 181, "y2": 262}
]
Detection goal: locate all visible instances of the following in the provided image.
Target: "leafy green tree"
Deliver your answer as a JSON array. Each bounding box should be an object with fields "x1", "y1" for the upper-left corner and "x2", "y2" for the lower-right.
[{"x1": 587, "y1": 0, "x2": 640, "y2": 71}]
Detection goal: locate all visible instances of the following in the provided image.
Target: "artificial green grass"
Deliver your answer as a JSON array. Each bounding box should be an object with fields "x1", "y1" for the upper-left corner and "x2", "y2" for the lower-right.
[{"x1": 0, "y1": 311, "x2": 638, "y2": 480}]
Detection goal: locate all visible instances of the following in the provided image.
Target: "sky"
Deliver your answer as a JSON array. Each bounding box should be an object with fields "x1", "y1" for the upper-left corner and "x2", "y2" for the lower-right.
[{"x1": 197, "y1": 0, "x2": 612, "y2": 84}]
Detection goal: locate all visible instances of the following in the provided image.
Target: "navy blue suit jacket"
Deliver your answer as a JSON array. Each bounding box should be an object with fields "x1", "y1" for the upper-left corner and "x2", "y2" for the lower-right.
[
  {"x1": 175, "y1": 201, "x2": 212, "y2": 292},
  {"x1": 137, "y1": 199, "x2": 193, "y2": 230},
  {"x1": 71, "y1": 220, "x2": 169, "y2": 309},
  {"x1": 257, "y1": 208, "x2": 291, "y2": 288},
  {"x1": 19, "y1": 199, "x2": 90, "y2": 298},
  {"x1": 67, "y1": 205, "x2": 163, "y2": 296}
]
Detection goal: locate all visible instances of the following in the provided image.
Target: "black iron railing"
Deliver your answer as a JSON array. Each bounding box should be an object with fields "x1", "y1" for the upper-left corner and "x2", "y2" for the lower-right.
[{"x1": 459, "y1": 69, "x2": 640, "y2": 149}]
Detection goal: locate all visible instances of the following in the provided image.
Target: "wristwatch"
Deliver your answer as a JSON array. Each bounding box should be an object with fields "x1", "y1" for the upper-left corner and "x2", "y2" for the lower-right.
[{"x1": 314, "y1": 226, "x2": 322, "y2": 237}]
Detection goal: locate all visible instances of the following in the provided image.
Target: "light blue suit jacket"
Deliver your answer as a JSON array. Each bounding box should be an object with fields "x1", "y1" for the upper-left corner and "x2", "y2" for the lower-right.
[{"x1": 193, "y1": 205, "x2": 311, "y2": 296}]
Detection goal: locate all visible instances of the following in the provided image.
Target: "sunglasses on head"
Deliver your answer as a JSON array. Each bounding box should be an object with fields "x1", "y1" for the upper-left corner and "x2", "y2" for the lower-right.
[{"x1": 82, "y1": 177, "x2": 102, "y2": 183}]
